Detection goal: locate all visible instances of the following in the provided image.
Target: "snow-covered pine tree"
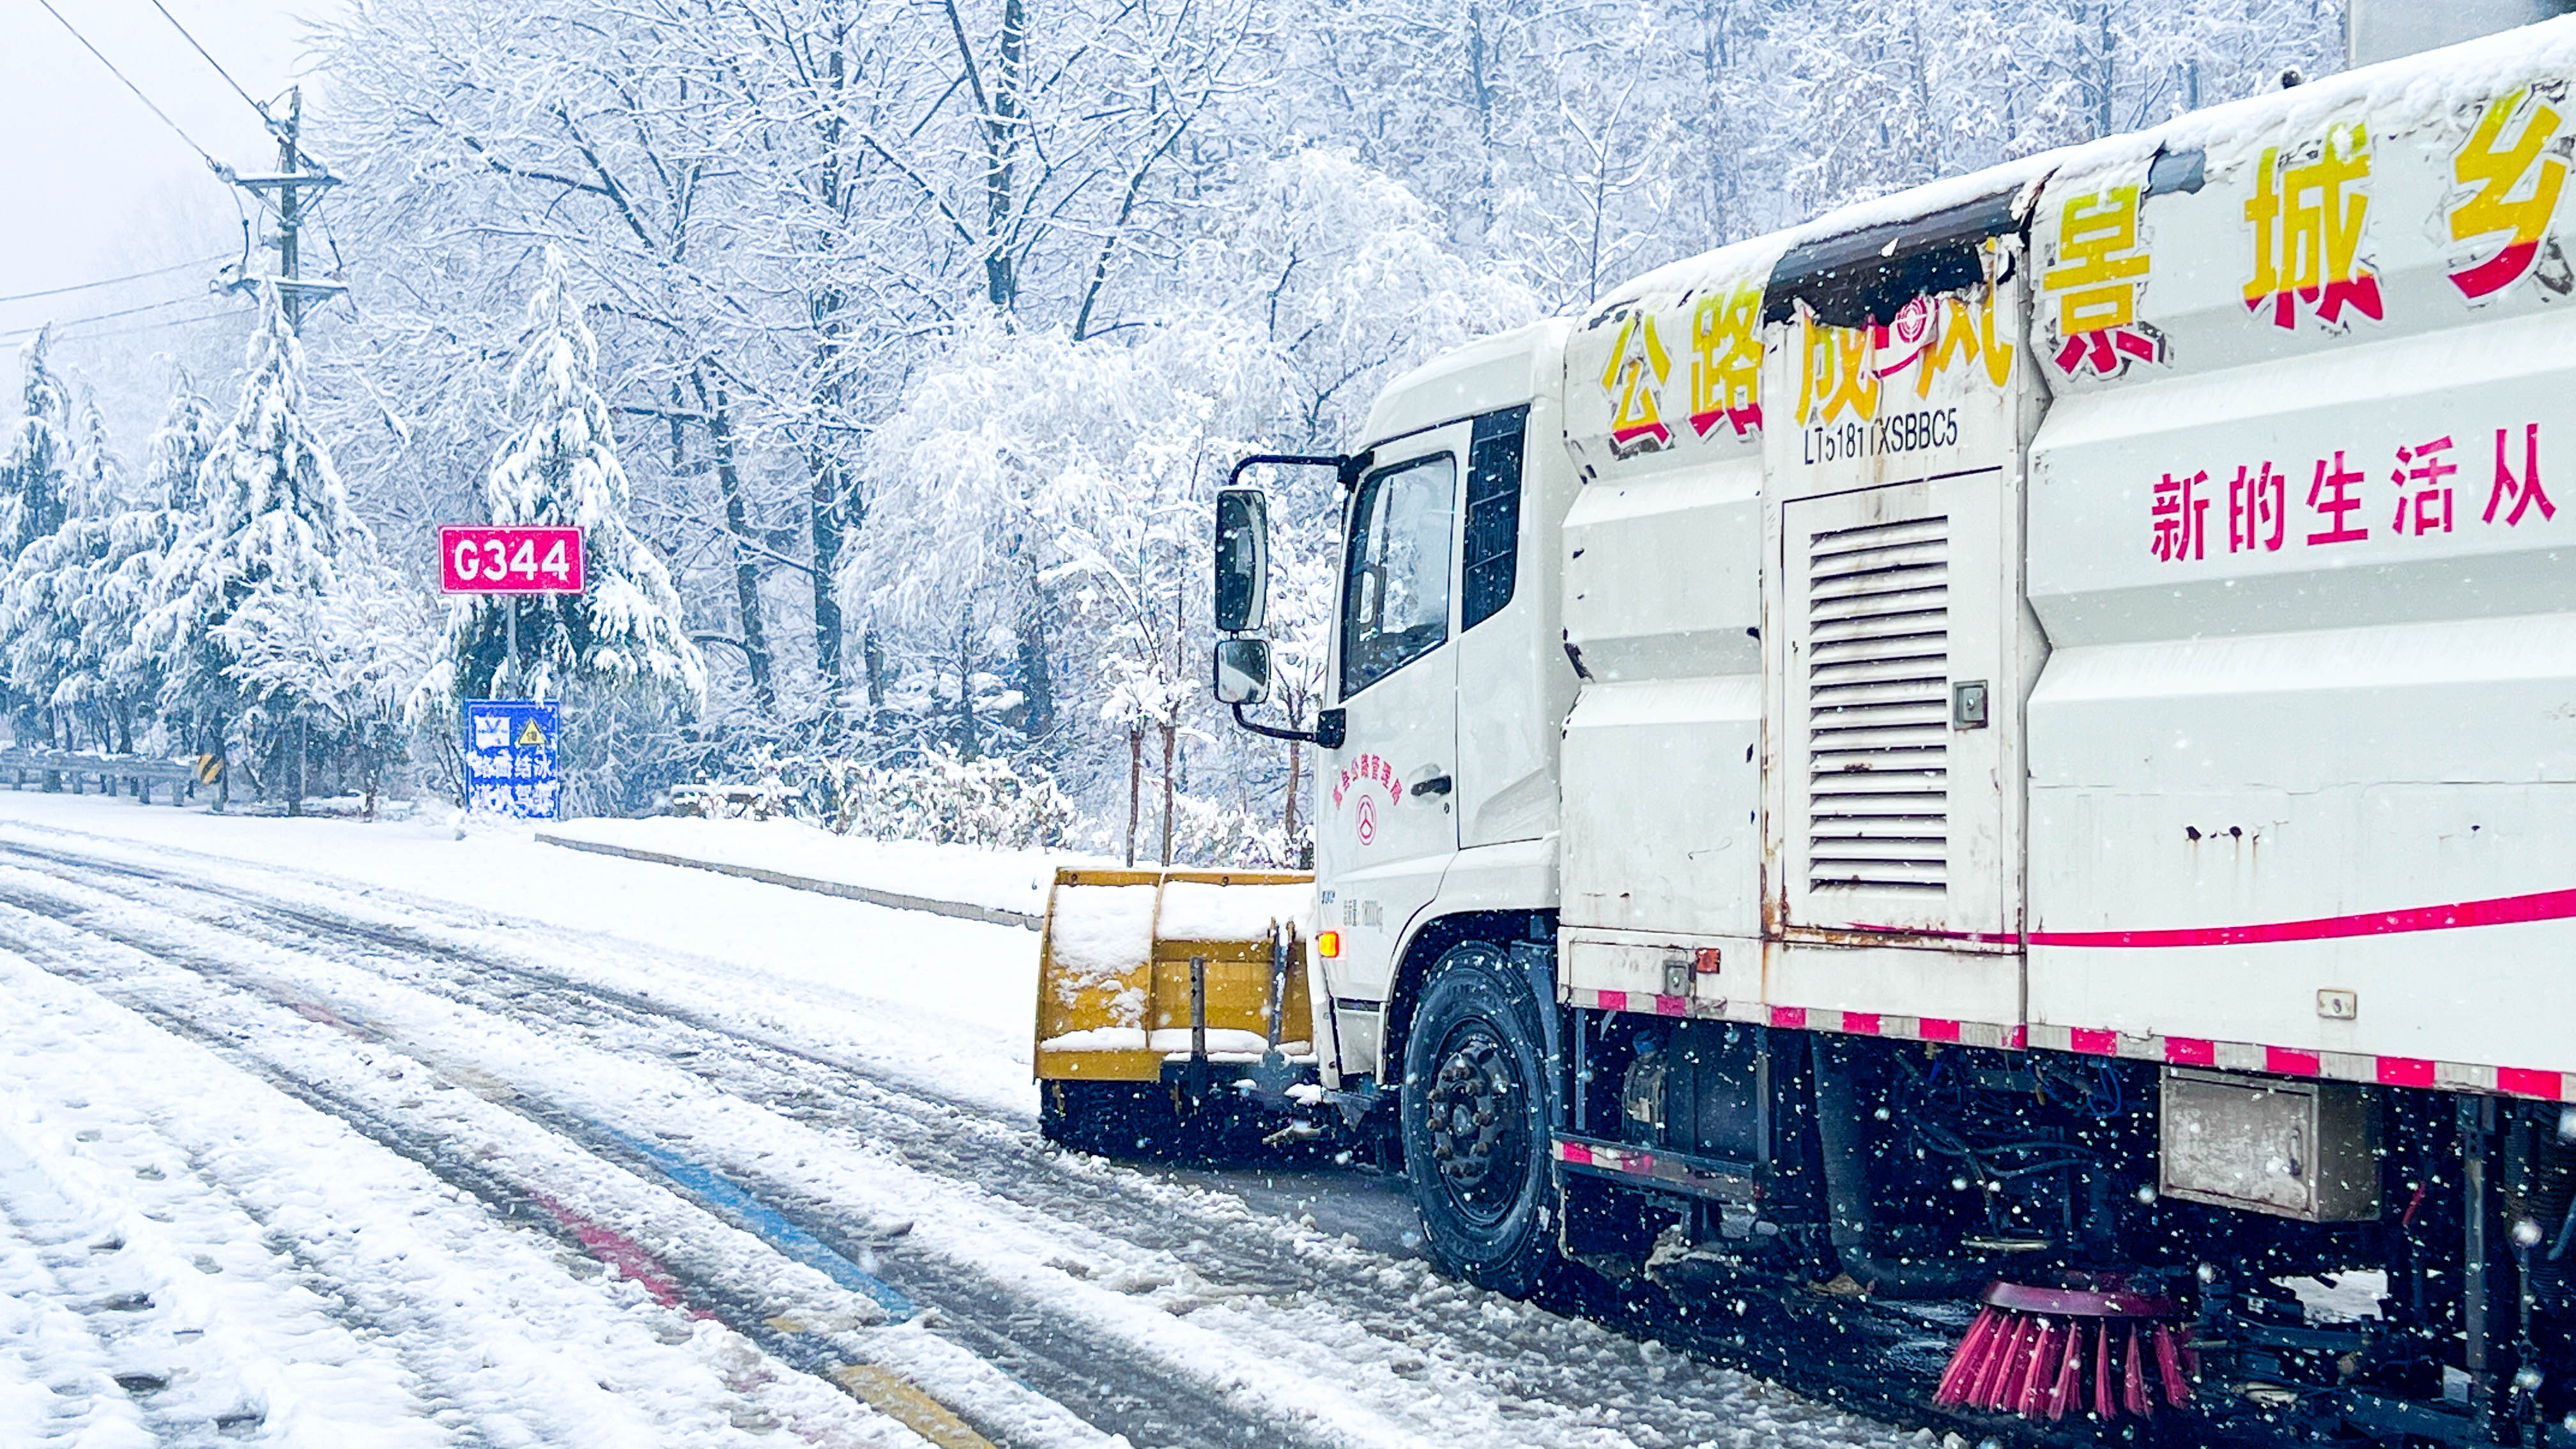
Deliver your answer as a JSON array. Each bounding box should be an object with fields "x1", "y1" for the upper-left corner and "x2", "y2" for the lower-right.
[
  {"x1": 0, "y1": 331, "x2": 75, "y2": 745},
  {"x1": 139, "y1": 367, "x2": 217, "y2": 518},
  {"x1": 424, "y1": 247, "x2": 705, "y2": 711},
  {"x1": 1, "y1": 330, "x2": 72, "y2": 558},
  {"x1": 91, "y1": 371, "x2": 220, "y2": 751},
  {"x1": 132, "y1": 284, "x2": 369, "y2": 802},
  {"x1": 1, "y1": 394, "x2": 126, "y2": 749}
]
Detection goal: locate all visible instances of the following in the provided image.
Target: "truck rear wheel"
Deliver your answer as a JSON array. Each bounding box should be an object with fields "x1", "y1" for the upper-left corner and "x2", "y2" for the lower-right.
[{"x1": 1399, "y1": 943, "x2": 1554, "y2": 1296}]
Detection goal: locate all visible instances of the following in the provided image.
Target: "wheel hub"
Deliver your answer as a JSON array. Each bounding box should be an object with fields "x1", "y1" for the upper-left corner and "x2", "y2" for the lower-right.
[{"x1": 1423, "y1": 1023, "x2": 1527, "y2": 1224}]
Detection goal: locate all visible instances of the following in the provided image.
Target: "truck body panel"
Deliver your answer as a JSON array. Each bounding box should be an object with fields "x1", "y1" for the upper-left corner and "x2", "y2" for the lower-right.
[{"x1": 1313, "y1": 20, "x2": 2576, "y2": 1094}]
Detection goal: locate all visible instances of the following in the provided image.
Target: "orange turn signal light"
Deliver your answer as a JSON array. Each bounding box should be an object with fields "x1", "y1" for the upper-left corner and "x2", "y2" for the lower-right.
[{"x1": 1317, "y1": 930, "x2": 1342, "y2": 958}]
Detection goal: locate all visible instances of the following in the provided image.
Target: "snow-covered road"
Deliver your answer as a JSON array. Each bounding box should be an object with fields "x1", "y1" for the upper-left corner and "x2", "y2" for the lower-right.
[{"x1": 0, "y1": 795, "x2": 1922, "y2": 1449}]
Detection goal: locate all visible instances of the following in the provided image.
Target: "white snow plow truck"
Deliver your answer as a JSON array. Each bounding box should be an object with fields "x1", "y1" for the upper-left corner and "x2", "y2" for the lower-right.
[{"x1": 1039, "y1": 20, "x2": 2576, "y2": 1445}]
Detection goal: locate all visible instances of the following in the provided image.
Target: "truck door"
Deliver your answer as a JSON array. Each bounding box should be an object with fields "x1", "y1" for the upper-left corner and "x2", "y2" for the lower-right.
[{"x1": 1319, "y1": 425, "x2": 1468, "y2": 1008}]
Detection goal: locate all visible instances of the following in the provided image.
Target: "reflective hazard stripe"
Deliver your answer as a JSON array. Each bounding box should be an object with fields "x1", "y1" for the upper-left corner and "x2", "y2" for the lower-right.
[
  {"x1": 2023, "y1": 1022, "x2": 2570, "y2": 1103},
  {"x1": 1563, "y1": 986, "x2": 2568, "y2": 1101}
]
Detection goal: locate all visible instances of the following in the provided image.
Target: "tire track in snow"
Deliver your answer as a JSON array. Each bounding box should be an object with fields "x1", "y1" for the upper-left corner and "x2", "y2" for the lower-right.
[
  {"x1": 0, "y1": 825, "x2": 1929, "y2": 1449},
  {"x1": 0, "y1": 858, "x2": 1358, "y2": 1449},
  {"x1": 1, "y1": 827, "x2": 1934, "y2": 1445},
  {"x1": 0, "y1": 942, "x2": 1065, "y2": 1449},
  {"x1": 0, "y1": 931, "x2": 933, "y2": 1449}
]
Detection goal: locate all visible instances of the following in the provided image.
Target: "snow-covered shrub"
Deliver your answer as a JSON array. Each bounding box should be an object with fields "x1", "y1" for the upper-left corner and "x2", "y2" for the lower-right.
[
  {"x1": 824, "y1": 749, "x2": 1076, "y2": 851},
  {"x1": 1169, "y1": 794, "x2": 1305, "y2": 870},
  {"x1": 215, "y1": 562, "x2": 431, "y2": 816}
]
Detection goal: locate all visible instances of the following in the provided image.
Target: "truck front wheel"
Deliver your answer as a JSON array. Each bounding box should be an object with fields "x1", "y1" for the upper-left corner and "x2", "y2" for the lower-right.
[{"x1": 1399, "y1": 943, "x2": 1554, "y2": 1296}]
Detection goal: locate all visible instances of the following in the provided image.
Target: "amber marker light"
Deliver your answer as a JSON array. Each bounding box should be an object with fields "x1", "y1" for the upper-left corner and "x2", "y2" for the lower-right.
[{"x1": 1317, "y1": 930, "x2": 1342, "y2": 958}]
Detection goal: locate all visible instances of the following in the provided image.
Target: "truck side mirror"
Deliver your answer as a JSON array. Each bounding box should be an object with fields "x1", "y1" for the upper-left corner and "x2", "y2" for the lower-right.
[
  {"x1": 1213, "y1": 638, "x2": 1271, "y2": 706},
  {"x1": 1214, "y1": 487, "x2": 1268, "y2": 633}
]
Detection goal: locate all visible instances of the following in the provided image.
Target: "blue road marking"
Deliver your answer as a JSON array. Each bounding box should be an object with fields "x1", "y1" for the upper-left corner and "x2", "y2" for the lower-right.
[{"x1": 599, "y1": 1124, "x2": 916, "y2": 1321}]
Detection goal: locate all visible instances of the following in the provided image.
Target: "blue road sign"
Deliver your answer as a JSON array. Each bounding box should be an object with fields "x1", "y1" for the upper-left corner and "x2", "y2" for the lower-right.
[{"x1": 464, "y1": 700, "x2": 560, "y2": 820}]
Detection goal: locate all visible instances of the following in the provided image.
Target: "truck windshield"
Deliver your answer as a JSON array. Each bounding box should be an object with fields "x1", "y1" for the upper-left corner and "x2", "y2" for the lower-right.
[{"x1": 1340, "y1": 452, "x2": 1455, "y2": 698}]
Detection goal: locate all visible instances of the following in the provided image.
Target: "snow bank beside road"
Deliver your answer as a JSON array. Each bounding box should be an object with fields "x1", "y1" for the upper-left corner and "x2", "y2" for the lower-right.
[{"x1": 540, "y1": 815, "x2": 1109, "y2": 920}]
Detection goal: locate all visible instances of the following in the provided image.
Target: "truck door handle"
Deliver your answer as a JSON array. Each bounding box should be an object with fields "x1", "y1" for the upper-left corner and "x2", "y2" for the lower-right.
[{"x1": 1409, "y1": 774, "x2": 1452, "y2": 798}]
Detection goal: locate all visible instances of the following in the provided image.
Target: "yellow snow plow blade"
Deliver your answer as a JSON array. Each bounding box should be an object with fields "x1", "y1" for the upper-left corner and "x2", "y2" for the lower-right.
[{"x1": 1034, "y1": 868, "x2": 1315, "y2": 1085}]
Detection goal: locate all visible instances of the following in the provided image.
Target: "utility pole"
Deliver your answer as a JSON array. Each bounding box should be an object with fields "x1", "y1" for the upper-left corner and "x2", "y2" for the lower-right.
[{"x1": 219, "y1": 86, "x2": 343, "y2": 331}]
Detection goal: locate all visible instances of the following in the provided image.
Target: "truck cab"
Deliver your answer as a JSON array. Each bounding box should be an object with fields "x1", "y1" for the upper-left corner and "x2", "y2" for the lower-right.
[{"x1": 1299, "y1": 321, "x2": 1578, "y2": 1092}]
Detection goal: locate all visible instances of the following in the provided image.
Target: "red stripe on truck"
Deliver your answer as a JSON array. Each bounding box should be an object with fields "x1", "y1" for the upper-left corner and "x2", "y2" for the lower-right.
[
  {"x1": 2025, "y1": 885, "x2": 2576, "y2": 949},
  {"x1": 2266, "y1": 1046, "x2": 2322, "y2": 1075},
  {"x1": 2377, "y1": 1056, "x2": 2437, "y2": 1088},
  {"x1": 2164, "y1": 1037, "x2": 2216, "y2": 1066},
  {"x1": 2499, "y1": 1067, "x2": 2565, "y2": 1100}
]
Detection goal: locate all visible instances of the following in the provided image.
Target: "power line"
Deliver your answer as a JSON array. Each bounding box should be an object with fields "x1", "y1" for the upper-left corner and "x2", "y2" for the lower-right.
[
  {"x1": 142, "y1": 0, "x2": 270, "y2": 125},
  {"x1": 0, "y1": 292, "x2": 222, "y2": 337},
  {"x1": 0, "y1": 306, "x2": 247, "y2": 347},
  {"x1": 54, "y1": 309, "x2": 246, "y2": 344},
  {"x1": 28, "y1": 0, "x2": 222, "y2": 171},
  {"x1": 139, "y1": 0, "x2": 342, "y2": 179},
  {"x1": 0, "y1": 255, "x2": 229, "y2": 305}
]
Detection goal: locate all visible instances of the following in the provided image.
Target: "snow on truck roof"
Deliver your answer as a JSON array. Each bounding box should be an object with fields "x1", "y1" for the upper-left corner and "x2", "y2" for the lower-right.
[
  {"x1": 1360, "y1": 317, "x2": 1568, "y2": 453},
  {"x1": 1737, "y1": 10, "x2": 2576, "y2": 301},
  {"x1": 1365, "y1": 12, "x2": 2576, "y2": 452}
]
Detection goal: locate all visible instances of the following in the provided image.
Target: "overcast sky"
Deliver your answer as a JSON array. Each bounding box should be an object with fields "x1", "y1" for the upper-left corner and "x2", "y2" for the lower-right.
[{"x1": 1, "y1": 0, "x2": 332, "y2": 399}]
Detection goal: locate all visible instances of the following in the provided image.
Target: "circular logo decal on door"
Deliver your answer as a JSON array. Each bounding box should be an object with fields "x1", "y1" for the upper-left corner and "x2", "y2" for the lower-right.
[{"x1": 1332, "y1": 751, "x2": 1400, "y2": 850}]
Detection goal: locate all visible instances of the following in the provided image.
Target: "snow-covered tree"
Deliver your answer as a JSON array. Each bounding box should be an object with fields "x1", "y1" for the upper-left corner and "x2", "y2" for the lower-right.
[
  {"x1": 282, "y1": 0, "x2": 2344, "y2": 829},
  {"x1": 0, "y1": 332, "x2": 75, "y2": 744},
  {"x1": 851, "y1": 313, "x2": 1278, "y2": 767},
  {"x1": 421, "y1": 247, "x2": 706, "y2": 712},
  {"x1": 1, "y1": 330, "x2": 72, "y2": 558},
  {"x1": 130, "y1": 285, "x2": 369, "y2": 799},
  {"x1": 216, "y1": 559, "x2": 431, "y2": 816},
  {"x1": 0, "y1": 394, "x2": 130, "y2": 749},
  {"x1": 84, "y1": 371, "x2": 222, "y2": 749}
]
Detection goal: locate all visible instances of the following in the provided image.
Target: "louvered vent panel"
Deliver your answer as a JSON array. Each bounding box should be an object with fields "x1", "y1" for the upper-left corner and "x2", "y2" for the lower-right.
[{"x1": 1806, "y1": 515, "x2": 1949, "y2": 893}]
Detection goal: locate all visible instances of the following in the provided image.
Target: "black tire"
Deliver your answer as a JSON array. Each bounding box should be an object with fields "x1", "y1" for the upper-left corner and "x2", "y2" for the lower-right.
[{"x1": 1399, "y1": 942, "x2": 1556, "y2": 1296}]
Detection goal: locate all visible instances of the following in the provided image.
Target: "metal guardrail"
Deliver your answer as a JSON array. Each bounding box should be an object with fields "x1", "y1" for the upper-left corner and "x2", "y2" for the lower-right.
[
  {"x1": 532, "y1": 831, "x2": 1043, "y2": 929},
  {"x1": 0, "y1": 748, "x2": 202, "y2": 806}
]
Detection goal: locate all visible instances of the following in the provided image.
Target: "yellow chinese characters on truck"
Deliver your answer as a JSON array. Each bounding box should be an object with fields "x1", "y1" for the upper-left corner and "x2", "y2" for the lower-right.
[
  {"x1": 1600, "y1": 309, "x2": 1672, "y2": 457},
  {"x1": 2244, "y1": 122, "x2": 2384, "y2": 331},
  {"x1": 1687, "y1": 280, "x2": 1765, "y2": 440},
  {"x1": 2042, "y1": 184, "x2": 2159, "y2": 378},
  {"x1": 2448, "y1": 86, "x2": 2572, "y2": 300},
  {"x1": 1787, "y1": 257, "x2": 2018, "y2": 469},
  {"x1": 2037, "y1": 90, "x2": 2576, "y2": 571},
  {"x1": 1580, "y1": 253, "x2": 1775, "y2": 465}
]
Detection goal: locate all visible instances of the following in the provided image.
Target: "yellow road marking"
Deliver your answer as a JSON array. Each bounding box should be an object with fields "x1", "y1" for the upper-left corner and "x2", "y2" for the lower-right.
[{"x1": 828, "y1": 1363, "x2": 999, "y2": 1449}]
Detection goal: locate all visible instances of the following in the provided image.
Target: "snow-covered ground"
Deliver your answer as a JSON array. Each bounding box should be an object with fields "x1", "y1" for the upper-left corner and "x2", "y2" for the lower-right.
[
  {"x1": 538, "y1": 814, "x2": 1110, "y2": 920},
  {"x1": 0, "y1": 791, "x2": 1919, "y2": 1449}
]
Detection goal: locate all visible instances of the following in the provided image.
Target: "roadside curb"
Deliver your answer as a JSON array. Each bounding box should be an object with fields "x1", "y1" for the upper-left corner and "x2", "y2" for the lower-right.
[{"x1": 532, "y1": 832, "x2": 1043, "y2": 930}]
